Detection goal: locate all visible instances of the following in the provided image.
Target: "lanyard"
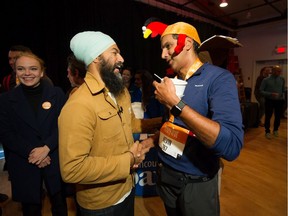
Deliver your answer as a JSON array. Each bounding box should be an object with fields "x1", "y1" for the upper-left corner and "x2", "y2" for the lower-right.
[
  {"x1": 168, "y1": 58, "x2": 203, "y2": 137},
  {"x1": 184, "y1": 57, "x2": 203, "y2": 81}
]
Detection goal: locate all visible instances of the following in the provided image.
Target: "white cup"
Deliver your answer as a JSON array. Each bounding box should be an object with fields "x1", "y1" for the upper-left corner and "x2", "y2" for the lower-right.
[{"x1": 171, "y1": 78, "x2": 187, "y2": 98}]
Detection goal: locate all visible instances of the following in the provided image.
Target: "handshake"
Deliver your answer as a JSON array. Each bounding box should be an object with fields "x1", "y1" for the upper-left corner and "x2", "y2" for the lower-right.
[{"x1": 126, "y1": 135, "x2": 158, "y2": 169}]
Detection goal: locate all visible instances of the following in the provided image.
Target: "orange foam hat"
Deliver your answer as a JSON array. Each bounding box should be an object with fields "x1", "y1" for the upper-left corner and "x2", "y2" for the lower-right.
[
  {"x1": 142, "y1": 19, "x2": 201, "y2": 56},
  {"x1": 161, "y1": 22, "x2": 201, "y2": 45}
]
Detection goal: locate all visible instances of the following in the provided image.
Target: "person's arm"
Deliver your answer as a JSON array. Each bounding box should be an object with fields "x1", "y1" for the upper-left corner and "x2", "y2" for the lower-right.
[
  {"x1": 153, "y1": 77, "x2": 219, "y2": 146},
  {"x1": 131, "y1": 111, "x2": 163, "y2": 134},
  {"x1": 254, "y1": 77, "x2": 261, "y2": 96},
  {"x1": 281, "y1": 78, "x2": 286, "y2": 99},
  {"x1": 58, "y1": 99, "x2": 147, "y2": 184},
  {"x1": 0, "y1": 93, "x2": 34, "y2": 158},
  {"x1": 153, "y1": 73, "x2": 243, "y2": 161},
  {"x1": 140, "y1": 131, "x2": 160, "y2": 149}
]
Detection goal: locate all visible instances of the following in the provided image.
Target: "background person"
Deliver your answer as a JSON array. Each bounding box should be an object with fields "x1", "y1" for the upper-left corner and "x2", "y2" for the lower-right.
[
  {"x1": 65, "y1": 52, "x2": 87, "y2": 216},
  {"x1": 254, "y1": 66, "x2": 270, "y2": 127},
  {"x1": 1, "y1": 45, "x2": 32, "y2": 92},
  {"x1": 66, "y1": 53, "x2": 86, "y2": 96},
  {"x1": 142, "y1": 21, "x2": 244, "y2": 216},
  {"x1": 132, "y1": 69, "x2": 164, "y2": 120},
  {"x1": 121, "y1": 66, "x2": 141, "y2": 102},
  {"x1": 0, "y1": 52, "x2": 68, "y2": 216},
  {"x1": 131, "y1": 69, "x2": 165, "y2": 196},
  {"x1": 260, "y1": 65, "x2": 285, "y2": 139}
]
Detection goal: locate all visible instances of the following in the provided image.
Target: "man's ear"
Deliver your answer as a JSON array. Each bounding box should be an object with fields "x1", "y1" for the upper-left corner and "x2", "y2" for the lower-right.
[
  {"x1": 92, "y1": 57, "x2": 100, "y2": 64},
  {"x1": 185, "y1": 37, "x2": 193, "y2": 50}
]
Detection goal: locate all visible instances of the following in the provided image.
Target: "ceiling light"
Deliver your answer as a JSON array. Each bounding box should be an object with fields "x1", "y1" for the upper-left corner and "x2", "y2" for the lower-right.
[{"x1": 219, "y1": 0, "x2": 228, "y2": 7}]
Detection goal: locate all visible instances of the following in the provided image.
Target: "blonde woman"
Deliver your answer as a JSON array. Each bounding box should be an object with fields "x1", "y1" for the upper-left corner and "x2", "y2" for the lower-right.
[{"x1": 0, "y1": 53, "x2": 67, "y2": 216}]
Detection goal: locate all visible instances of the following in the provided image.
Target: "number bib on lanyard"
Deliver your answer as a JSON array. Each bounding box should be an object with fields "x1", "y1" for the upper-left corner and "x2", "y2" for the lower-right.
[
  {"x1": 159, "y1": 58, "x2": 201, "y2": 159},
  {"x1": 159, "y1": 121, "x2": 190, "y2": 159}
]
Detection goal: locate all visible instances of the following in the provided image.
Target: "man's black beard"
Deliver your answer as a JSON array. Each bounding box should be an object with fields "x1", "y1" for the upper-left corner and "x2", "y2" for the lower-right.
[{"x1": 99, "y1": 58, "x2": 125, "y2": 97}]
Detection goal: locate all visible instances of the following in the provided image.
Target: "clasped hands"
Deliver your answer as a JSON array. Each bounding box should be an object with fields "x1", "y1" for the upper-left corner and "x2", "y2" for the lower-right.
[
  {"x1": 28, "y1": 145, "x2": 51, "y2": 168},
  {"x1": 128, "y1": 137, "x2": 155, "y2": 169}
]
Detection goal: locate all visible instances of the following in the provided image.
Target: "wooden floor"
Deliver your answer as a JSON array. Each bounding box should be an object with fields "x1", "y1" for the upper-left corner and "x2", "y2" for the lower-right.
[{"x1": 0, "y1": 118, "x2": 287, "y2": 216}]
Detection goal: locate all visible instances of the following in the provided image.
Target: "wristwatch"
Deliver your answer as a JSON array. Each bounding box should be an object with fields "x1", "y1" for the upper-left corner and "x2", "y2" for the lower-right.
[{"x1": 170, "y1": 100, "x2": 186, "y2": 117}]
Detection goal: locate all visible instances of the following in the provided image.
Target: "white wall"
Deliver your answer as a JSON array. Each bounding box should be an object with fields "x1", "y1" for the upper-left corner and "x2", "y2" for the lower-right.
[{"x1": 234, "y1": 20, "x2": 287, "y2": 90}]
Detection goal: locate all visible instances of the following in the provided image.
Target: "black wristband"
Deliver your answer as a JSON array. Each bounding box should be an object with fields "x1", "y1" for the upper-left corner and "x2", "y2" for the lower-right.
[{"x1": 170, "y1": 100, "x2": 186, "y2": 117}]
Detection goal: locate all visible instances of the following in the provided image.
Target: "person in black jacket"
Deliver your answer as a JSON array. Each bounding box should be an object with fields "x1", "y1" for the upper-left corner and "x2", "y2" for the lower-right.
[
  {"x1": 1, "y1": 45, "x2": 54, "y2": 174},
  {"x1": 0, "y1": 52, "x2": 67, "y2": 216},
  {"x1": 254, "y1": 66, "x2": 270, "y2": 127}
]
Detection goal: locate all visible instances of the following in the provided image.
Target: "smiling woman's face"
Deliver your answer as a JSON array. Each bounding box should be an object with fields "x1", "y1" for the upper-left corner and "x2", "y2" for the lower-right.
[{"x1": 15, "y1": 55, "x2": 44, "y2": 88}]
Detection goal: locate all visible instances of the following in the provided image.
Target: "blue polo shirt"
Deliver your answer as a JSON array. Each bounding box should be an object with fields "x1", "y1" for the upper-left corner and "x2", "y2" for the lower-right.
[{"x1": 158, "y1": 63, "x2": 244, "y2": 177}]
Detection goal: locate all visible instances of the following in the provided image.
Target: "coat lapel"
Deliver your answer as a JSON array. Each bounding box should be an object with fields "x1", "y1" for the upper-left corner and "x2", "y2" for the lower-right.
[
  {"x1": 10, "y1": 85, "x2": 56, "y2": 132},
  {"x1": 10, "y1": 86, "x2": 39, "y2": 131}
]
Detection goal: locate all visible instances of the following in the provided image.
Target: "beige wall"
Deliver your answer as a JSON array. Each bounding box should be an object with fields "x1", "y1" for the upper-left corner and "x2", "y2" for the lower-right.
[{"x1": 234, "y1": 20, "x2": 287, "y2": 93}]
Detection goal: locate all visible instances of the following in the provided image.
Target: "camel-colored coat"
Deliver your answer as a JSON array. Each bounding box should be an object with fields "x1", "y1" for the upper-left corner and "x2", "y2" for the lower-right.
[{"x1": 58, "y1": 71, "x2": 140, "y2": 209}]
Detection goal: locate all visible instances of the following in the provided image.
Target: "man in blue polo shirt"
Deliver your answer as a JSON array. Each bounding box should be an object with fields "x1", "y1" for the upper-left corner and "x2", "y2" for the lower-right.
[{"x1": 142, "y1": 21, "x2": 244, "y2": 216}]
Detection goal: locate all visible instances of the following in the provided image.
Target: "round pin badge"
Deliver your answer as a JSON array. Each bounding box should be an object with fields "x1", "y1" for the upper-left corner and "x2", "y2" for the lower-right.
[{"x1": 42, "y1": 101, "x2": 52, "y2": 110}]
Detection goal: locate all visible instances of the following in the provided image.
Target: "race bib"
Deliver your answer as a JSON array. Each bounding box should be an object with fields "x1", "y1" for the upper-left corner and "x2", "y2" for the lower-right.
[{"x1": 159, "y1": 122, "x2": 190, "y2": 159}]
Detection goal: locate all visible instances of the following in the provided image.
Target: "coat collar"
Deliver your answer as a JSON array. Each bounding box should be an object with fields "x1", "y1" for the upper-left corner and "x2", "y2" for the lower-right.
[{"x1": 84, "y1": 70, "x2": 105, "y2": 95}]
